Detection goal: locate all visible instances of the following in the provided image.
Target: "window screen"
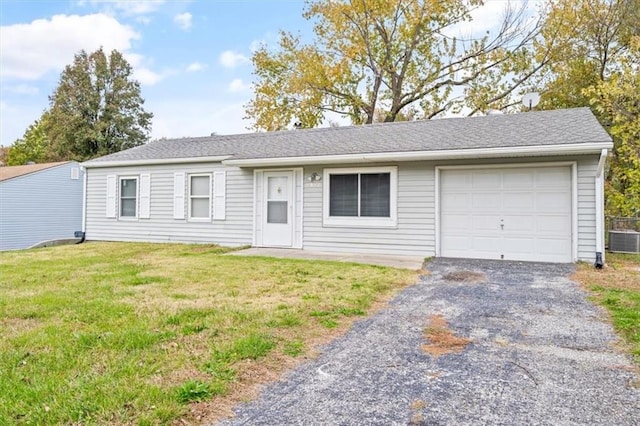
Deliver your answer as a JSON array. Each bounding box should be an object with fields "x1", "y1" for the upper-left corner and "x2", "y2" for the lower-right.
[{"x1": 329, "y1": 172, "x2": 390, "y2": 218}]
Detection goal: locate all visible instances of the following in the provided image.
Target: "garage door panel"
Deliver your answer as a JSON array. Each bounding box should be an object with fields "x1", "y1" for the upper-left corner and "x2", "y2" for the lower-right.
[
  {"x1": 536, "y1": 168, "x2": 571, "y2": 187},
  {"x1": 502, "y1": 215, "x2": 535, "y2": 232},
  {"x1": 502, "y1": 237, "x2": 535, "y2": 254},
  {"x1": 503, "y1": 171, "x2": 534, "y2": 188},
  {"x1": 441, "y1": 235, "x2": 471, "y2": 251},
  {"x1": 472, "y1": 215, "x2": 501, "y2": 231},
  {"x1": 472, "y1": 236, "x2": 503, "y2": 252},
  {"x1": 536, "y1": 238, "x2": 571, "y2": 255},
  {"x1": 536, "y1": 215, "x2": 572, "y2": 233},
  {"x1": 441, "y1": 192, "x2": 470, "y2": 210},
  {"x1": 441, "y1": 214, "x2": 471, "y2": 231},
  {"x1": 440, "y1": 166, "x2": 572, "y2": 263},
  {"x1": 536, "y1": 192, "x2": 572, "y2": 212},
  {"x1": 503, "y1": 192, "x2": 535, "y2": 210},
  {"x1": 472, "y1": 171, "x2": 501, "y2": 189},
  {"x1": 472, "y1": 193, "x2": 501, "y2": 209}
]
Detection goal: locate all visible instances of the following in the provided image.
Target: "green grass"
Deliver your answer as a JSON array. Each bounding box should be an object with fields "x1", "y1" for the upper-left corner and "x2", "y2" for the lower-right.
[
  {"x1": 0, "y1": 242, "x2": 415, "y2": 424},
  {"x1": 574, "y1": 253, "x2": 640, "y2": 362}
]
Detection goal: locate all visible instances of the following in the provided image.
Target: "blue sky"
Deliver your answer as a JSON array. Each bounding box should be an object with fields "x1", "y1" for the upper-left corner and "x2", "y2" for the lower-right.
[
  {"x1": 0, "y1": 0, "x2": 537, "y2": 147},
  {"x1": 0, "y1": 0, "x2": 316, "y2": 146}
]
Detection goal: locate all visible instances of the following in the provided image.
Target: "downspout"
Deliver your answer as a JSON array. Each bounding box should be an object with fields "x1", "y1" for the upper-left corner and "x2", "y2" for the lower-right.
[
  {"x1": 594, "y1": 149, "x2": 607, "y2": 268},
  {"x1": 76, "y1": 165, "x2": 87, "y2": 244}
]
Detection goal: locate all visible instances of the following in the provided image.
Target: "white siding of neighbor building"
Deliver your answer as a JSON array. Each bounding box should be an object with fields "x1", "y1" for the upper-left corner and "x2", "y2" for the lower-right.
[
  {"x1": 84, "y1": 154, "x2": 599, "y2": 262},
  {"x1": 85, "y1": 163, "x2": 253, "y2": 246},
  {"x1": 0, "y1": 162, "x2": 84, "y2": 251}
]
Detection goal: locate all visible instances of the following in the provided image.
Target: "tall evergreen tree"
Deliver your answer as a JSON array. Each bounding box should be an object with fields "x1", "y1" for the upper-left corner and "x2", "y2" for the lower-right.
[{"x1": 45, "y1": 48, "x2": 153, "y2": 161}]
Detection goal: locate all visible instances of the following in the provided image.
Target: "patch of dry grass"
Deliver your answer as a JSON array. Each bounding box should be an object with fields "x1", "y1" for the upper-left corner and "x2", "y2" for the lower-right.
[
  {"x1": 443, "y1": 270, "x2": 486, "y2": 283},
  {"x1": 421, "y1": 314, "x2": 472, "y2": 357},
  {"x1": 572, "y1": 254, "x2": 640, "y2": 292}
]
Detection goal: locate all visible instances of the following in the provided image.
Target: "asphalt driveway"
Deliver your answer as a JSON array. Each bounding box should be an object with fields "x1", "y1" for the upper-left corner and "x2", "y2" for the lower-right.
[{"x1": 222, "y1": 258, "x2": 639, "y2": 425}]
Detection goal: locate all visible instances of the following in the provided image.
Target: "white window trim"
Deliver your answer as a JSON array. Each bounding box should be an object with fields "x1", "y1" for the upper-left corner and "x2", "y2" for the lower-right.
[
  {"x1": 188, "y1": 173, "x2": 212, "y2": 222},
  {"x1": 323, "y1": 166, "x2": 398, "y2": 228},
  {"x1": 118, "y1": 176, "x2": 139, "y2": 220}
]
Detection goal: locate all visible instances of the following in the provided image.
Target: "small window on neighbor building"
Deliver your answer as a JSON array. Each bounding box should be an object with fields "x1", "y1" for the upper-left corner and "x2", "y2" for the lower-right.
[{"x1": 70, "y1": 168, "x2": 80, "y2": 180}]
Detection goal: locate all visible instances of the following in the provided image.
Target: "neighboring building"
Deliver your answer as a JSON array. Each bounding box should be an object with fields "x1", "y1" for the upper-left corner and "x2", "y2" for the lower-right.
[
  {"x1": 82, "y1": 108, "x2": 612, "y2": 263},
  {"x1": 0, "y1": 161, "x2": 84, "y2": 251}
]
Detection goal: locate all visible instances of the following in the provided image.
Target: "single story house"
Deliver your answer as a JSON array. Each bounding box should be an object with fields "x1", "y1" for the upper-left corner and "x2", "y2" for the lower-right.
[
  {"x1": 0, "y1": 161, "x2": 84, "y2": 251},
  {"x1": 82, "y1": 107, "x2": 612, "y2": 263}
]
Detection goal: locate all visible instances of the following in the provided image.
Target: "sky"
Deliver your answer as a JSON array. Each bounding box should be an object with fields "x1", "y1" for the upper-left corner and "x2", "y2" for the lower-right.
[{"x1": 0, "y1": 0, "x2": 539, "y2": 147}]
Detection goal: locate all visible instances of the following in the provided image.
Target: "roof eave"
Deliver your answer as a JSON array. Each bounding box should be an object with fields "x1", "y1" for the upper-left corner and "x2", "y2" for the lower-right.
[
  {"x1": 82, "y1": 155, "x2": 232, "y2": 168},
  {"x1": 222, "y1": 142, "x2": 614, "y2": 167}
]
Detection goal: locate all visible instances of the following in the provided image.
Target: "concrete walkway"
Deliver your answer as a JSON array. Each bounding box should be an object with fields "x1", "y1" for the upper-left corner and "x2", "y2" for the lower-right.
[{"x1": 228, "y1": 247, "x2": 426, "y2": 270}]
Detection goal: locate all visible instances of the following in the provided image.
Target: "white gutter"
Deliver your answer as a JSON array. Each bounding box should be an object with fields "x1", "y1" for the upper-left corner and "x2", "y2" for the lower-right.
[
  {"x1": 595, "y1": 148, "x2": 608, "y2": 264},
  {"x1": 222, "y1": 142, "x2": 613, "y2": 167},
  {"x1": 82, "y1": 155, "x2": 231, "y2": 168}
]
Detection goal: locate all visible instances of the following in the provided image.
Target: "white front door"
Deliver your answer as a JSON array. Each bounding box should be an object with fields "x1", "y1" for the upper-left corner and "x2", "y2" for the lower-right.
[
  {"x1": 439, "y1": 165, "x2": 573, "y2": 263},
  {"x1": 262, "y1": 171, "x2": 294, "y2": 247}
]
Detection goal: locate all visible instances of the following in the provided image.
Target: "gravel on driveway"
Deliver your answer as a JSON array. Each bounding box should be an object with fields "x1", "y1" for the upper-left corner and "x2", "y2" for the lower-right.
[{"x1": 221, "y1": 258, "x2": 640, "y2": 425}]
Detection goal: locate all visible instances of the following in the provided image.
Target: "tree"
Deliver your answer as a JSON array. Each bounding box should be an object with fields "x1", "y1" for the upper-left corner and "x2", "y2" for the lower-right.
[
  {"x1": 0, "y1": 146, "x2": 9, "y2": 166},
  {"x1": 45, "y1": 48, "x2": 153, "y2": 161},
  {"x1": 246, "y1": 0, "x2": 542, "y2": 130},
  {"x1": 531, "y1": 0, "x2": 639, "y2": 217},
  {"x1": 585, "y1": 36, "x2": 640, "y2": 217},
  {"x1": 5, "y1": 115, "x2": 51, "y2": 166},
  {"x1": 532, "y1": 0, "x2": 638, "y2": 111}
]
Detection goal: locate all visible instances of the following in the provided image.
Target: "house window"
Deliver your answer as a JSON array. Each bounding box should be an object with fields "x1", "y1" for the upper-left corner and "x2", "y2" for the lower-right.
[
  {"x1": 189, "y1": 174, "x2": 211, "y2": 220},
  {"x1": 119, "y1": 177, "x2": 138, "y2": 218},
  {"x1": 323, "y1": 166, "x2": 397, "y2": 227}
]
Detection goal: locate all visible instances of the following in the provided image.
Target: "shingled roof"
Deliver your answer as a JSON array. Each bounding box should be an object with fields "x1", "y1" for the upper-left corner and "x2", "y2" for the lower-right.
[
  {"x1": 84, "y1": 108, "x2": 611, "y2": 166},
  {"x1": 0, "y1": 161, "x2": 71, "y2": 182}
]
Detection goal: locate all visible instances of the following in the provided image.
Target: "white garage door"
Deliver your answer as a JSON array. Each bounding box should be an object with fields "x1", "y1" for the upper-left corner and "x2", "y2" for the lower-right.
[{"x1": 439, "y1": 166, "x2": 573, "y2": 263}]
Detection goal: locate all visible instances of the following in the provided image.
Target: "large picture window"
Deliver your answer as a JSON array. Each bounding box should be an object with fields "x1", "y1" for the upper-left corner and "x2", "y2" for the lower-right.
[
  {"x1": 119, "y1": 177, "x2": 138, "y2": 218},
  {"x1": 189, "y1": 174, "x2": 211, "y2": 220},
  {"x1": 323, "y1": 166, "x2": 397, "y2": 227}
]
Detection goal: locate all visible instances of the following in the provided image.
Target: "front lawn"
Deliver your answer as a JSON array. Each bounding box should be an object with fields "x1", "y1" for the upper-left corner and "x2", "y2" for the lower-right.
[
  {"x1": 572, "y1": 253, "x2": 640, "y2": 363},
  {"x1": 0, "y1": 242, "x2": 416, "y2": 424}
]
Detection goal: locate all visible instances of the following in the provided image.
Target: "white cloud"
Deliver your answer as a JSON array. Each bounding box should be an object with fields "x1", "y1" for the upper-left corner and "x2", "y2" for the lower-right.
[
  {"x1": 174, "y1": 12, "x2": 192, "y2": 31},
  {"x1": 0, "y1": 14, "x2": 139, "y2": 80},
  {"x1": 124, "y1": 53, "x2": 174, "y2": 86},
  {"x1": 79, "y1": 0, "x2": 166, "y2": 16},
  {"x1": 219, "y1": 50, "x2": 249, "y2": 69},
  {"x1": 228, "y1": 78, "x2": 250, "y2": 93},
  {"x1": 4, "y1": 84, "x2": 39, "y2": 95},
  {"x1": 133, "y1": 68, "x2": 165, "y2": 86},
  {"x1": 186, "y1": 62, "x2": 206, "y2": 72}
]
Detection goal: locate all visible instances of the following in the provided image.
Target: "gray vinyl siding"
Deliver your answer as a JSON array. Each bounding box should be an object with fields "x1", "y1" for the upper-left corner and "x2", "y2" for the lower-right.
[
  {"x1": 302, "y1": 162, "x2": 434, "y2": 256},
  {"x1": 0, "y1": 163, "x2": 84, "y2": 251},
  {"x1": 85, "y1": 163, "x2": 253, "y2": 246},
  {"x1": 300, "y1": 155, "x2": 599, "y2": 261}
]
